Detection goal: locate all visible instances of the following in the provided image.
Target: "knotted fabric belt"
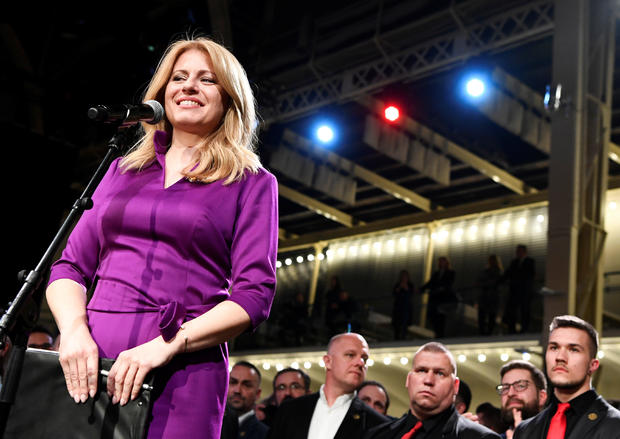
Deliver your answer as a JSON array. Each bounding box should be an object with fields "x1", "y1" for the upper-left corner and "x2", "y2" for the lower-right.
[{"x1": 158, "y1": 301, "x2": 216, "y2": 342}]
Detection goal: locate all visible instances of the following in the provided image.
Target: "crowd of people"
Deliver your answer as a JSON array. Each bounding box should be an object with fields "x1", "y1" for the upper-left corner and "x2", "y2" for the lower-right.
[
  {"x1": 275, "y1": 244, "x2": 538, "y2": 345},
  {"x1": 7, "y1": 32, "x2": 616, "y2": 439},
  {"x1": 221, "y1": 315, "x2": 620, "y2": 439}
]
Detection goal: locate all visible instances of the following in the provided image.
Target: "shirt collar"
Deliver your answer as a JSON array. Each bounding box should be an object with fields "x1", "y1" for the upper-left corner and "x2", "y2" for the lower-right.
[
  {"x1": 153, "y1": 130, "x2": 171, "y2": 155},
  {"x1": 318, "y1": 384, "x2": 356, "y2": 408},
  {"x1": 550, "y1": 389, "x2": 597, "y2": 417},
  {"x1": 406, "y1": 405, "x2": 455, "y2": 434},
  {"x1": 238, "y1": 409, "x2": 255, "y2": 425}
]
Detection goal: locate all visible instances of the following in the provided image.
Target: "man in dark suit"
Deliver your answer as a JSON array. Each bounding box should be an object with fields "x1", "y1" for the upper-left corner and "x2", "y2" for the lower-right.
[
  {"x1": 257, "y1": 367, "x2": 312, "y2": 427},
  {"x1": 500, "y1": 244, "x2": 535, "y2": 333},
  {"x1": 358, "y1": 380, "x2": 391, "y2": 417},
  {"x1": 514, "y1": 315, "x2": 620, "y2": 438},
  {"x1": 365, "y1": 342, "x2": 500, "y2": 438},
  {"x1": 421, "y1": 256, "x2": 457, "y2": 338},
  {"x1": 228, "y1": 361, "x2": 269, "y2": 439},
  {"x1": 268, "y1": 333, "x2": 388, "y2": 439}
]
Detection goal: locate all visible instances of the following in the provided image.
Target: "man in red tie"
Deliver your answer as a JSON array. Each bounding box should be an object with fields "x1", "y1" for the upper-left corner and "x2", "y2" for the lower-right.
[
  {"x1": 514, "y1": 315, "x2": 620, "y2": 438},
  {"x1": 364, "y1": 342, "x2": 499, "y2": 438}
]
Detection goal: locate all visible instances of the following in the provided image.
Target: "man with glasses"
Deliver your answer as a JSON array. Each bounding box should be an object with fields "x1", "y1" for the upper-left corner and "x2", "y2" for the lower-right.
[
  {"x1": 514, "y1": 315, "x2": 620, "y2": 438},
  {"x1": 257, "y1": 368, "x2": 312, "y2": 427},
  {"x1": 273, "y1": 368, "x2": 311, "y2": 406},
  {"x1": 497, "y1": 360, "x2": 547, "y2": 438}
]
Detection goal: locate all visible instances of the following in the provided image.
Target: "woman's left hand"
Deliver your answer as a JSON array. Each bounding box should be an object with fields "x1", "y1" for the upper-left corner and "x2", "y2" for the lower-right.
[{"x1": 107, "y1": 336, "x2": 180, "y2": 405}]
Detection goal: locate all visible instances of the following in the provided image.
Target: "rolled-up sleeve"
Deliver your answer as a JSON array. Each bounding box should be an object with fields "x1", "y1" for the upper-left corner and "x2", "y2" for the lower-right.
[
  {"x1": 48, "y1": 159, "x2": 120, "y2": 289},
  {"x1": 227, "y1": 170, "x2": 278, "y2": 330}
]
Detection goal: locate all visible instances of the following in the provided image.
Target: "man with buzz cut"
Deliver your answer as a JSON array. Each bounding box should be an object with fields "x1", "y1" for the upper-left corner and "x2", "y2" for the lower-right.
[
  {"x1": 365, "y1": 342, "x2": 500, "y2": 438},
  {"x1": 268, "y1": 332, "x2": 389, "y2": 439},
  {"x1": 514, "y1": 315, "x2": 620, "y2": 438}
]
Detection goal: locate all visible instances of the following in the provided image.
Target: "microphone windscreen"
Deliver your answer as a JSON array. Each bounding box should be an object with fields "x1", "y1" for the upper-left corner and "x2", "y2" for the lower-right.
[{"x1": 144, "y1": 100, "x2": 164, "y2": 124}]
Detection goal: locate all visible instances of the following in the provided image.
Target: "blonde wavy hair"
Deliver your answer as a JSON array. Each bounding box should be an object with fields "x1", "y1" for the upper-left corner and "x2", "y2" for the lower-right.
[{"x1": 120, "y1": 37, "x2": 261, "y2": 184}]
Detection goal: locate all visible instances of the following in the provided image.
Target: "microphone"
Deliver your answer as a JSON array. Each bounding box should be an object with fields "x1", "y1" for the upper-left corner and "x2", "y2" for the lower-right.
[{"x1": 87, "y1": 100, "x2": 164, "y2": 125}]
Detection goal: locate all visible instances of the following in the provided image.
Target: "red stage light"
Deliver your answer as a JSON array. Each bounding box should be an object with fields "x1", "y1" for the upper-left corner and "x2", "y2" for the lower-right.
[{"x1": 384, "y1": 105, "x2": 400, "y2": 122}]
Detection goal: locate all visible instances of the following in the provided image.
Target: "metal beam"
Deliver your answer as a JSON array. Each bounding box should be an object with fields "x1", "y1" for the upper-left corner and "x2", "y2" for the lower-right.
[
  {"x1": 279, "y1": 228, "x2": 298, "y2": 240},
  {"x1": 282, "y1": 129, "x2": 437, "y2": 212},
  {"x1": 544, "y1": 0, "x2": 614, "y2": 332},
  {"x1": 262, "y1": 0, "x2": 553, "y2": 123},
  {"x1": 279, "y1": 190, "x2": 548, "y2": 253},
  {"x1": 492, "y1": 66, "x2": 620, "y2": 165},
  {"x1": 278, "y1": 170, "x2": 620, "y2": 250},
  {"x1": 278, "y1": 184, "x2": 361, "y2": 228},
  {"x1": 356, "y1": 95, "x2": 538, "y2": 195}
]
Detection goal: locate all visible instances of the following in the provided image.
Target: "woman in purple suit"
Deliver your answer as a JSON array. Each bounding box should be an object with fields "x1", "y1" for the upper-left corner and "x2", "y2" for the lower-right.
[{"x1": 46, "y1": 37, "x2": 278, "y2": 438}]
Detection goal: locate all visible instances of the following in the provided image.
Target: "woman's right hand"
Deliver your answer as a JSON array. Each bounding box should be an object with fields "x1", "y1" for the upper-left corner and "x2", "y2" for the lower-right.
[{"x1": 58, "y1": 323, "x2": 99, "y2": 403}]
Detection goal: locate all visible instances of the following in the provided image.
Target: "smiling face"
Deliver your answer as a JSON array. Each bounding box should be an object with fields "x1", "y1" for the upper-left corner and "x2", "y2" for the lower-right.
[
  {"x1": 164, "y1": 48, "x2": 227, "y2": 138},
  {"x1": 407, "y1": 351, "x2": 459, "y2": 419},
  {"x1": 324, "y1": 334, "x2": 369, "y2": 394},
  {"x1": 546, "y1": 327, "x2": 599, "y2": 399}
]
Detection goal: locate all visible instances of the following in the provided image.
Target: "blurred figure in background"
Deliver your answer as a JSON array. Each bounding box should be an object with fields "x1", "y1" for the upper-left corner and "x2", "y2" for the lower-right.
[
  {"x1": 421, "y1": 256, "x2": 456, "y2": 338},
  {"x1": 392, "y1": 270, "x2": 415, "y2": 340},
  {"x1": 476, "y1": 255, "x2": 503, "y2": 335}
]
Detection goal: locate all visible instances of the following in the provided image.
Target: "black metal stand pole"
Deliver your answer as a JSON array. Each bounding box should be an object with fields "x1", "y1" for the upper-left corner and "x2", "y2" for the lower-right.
[{"x1": 0, "y1": 125, "x2": 135, "y2": 437}]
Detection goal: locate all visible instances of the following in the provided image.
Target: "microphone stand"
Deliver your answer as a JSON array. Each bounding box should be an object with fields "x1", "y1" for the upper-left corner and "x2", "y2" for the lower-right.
[{"x1": 0, "y1": 122, "x2": 138, "y2": 437}]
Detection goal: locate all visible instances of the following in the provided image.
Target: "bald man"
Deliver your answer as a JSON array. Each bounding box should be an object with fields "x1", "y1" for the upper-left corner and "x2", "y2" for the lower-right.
[{"x1": 268, "y1": 333, "x2": 388, "y2": 439}]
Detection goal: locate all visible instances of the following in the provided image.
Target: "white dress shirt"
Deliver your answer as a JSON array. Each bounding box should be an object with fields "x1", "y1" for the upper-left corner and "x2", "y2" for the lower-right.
[
  {"x1": 307, "y1": 385, "x2": 355, "y2": 439},
  {"x1": 238, "y1": 409, "x2": 255, "y2": 426}
]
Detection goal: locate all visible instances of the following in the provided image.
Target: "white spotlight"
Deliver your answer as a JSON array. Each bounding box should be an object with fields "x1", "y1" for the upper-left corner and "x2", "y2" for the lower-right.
[{"x1": 466, "y1": 77, "x2": 486, "y2": 97}]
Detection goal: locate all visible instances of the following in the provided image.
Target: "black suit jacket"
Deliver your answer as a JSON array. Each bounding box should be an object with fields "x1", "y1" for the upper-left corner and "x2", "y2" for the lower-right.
[
  {"x1": 513, "y1": 394, "x2": 620, "y2": 439},
  {"x1": 502, "y1": 257, "x2": 535, "y2": 295},
  {"x1": 267, "y1": 392, "x2": 389, "y2": 439},
  {"x1": 364, "y1": 407, "x2": 501, "y2": 439},
  {"x1": 239, "y1": 413, "x2": 269, "y2": 439}
]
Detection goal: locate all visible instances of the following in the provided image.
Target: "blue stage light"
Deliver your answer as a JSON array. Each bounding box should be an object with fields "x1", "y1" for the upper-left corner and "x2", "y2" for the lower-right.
[
  {"x1": 316, "y1": 125, "x2": 335, "y2": 143},
  {"x1": 465, "y1": 77, "x2": 485, "y2": 97}
]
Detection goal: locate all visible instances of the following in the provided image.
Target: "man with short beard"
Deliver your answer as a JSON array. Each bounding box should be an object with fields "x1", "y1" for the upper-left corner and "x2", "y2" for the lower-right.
[
  {"x1": 497, "y1": 360, "x2": 547, "y2": 438},
  {"x1": 228, "y1": 361, "x2": 269, "y2": 439},
  {"x1": 514, "y1": 315, "x2": 620, "y2": 438}
]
